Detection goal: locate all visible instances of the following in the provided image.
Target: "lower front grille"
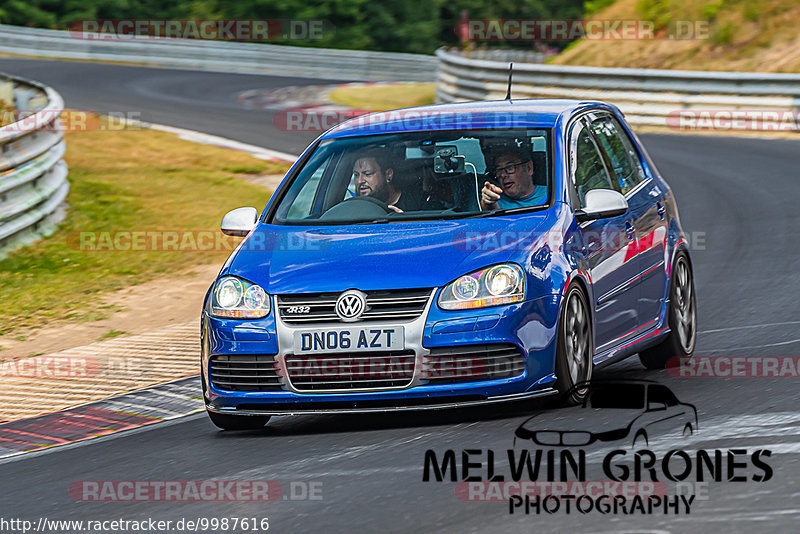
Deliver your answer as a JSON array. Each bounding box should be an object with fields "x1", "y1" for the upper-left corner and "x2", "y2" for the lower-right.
[
  {"x1": 284, "y1": 351, "x2": 416, "y2": 391},
  {"x1": 423, "y1": 344, "x2": 526, "y2": 384},
  {"x1": 211, "y1": 345, "x2": 525, "y2": 392},
  {"x1": 209, "y1": 354, "x2": 282, "y2": 391}
]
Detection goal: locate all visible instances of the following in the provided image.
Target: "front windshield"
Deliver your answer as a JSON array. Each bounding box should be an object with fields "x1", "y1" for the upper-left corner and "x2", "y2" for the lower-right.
[{"x1": 269, "y1": 128, "x2": 553, "y2": 225}]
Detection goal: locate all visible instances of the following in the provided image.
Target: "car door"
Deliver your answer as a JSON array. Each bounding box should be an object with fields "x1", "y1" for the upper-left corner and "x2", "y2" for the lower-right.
[
  {"x1": 588, "y1": 113, "x2": 668, "y2": 331},
  {"x1": 568, "y1": 118, "x2": 639, "y2": 351}
]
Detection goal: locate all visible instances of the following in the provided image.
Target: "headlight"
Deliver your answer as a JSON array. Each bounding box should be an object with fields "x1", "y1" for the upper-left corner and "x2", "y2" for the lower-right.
[
  {"x1": 438, "y1": 263, "x2": 525, "y2": 310},
  {"x1": 210, "y1": 276, "x2": 271, "y2": 318}
]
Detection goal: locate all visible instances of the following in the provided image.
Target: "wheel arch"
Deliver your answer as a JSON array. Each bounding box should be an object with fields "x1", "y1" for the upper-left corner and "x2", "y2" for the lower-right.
[
  {"x1": 670, "y1": 238, "x2": 693, "y2": 278},
  {"x1": 560, "y1": 269, "x2": 595, "y2": 343}
]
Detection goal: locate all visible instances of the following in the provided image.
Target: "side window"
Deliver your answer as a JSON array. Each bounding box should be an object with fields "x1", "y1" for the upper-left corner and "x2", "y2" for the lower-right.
[
  {"x1": 286, "y1": 156, "x2": 330, "y2": 219},
  {"x1": 648, "y1": 385, "x2": 679, "y2": 407},
  {"x1": 571, "y1": 122, "x2": 613, "y2": 207},
  {"x1": 589, "y1": 116, "x2": 646, "y2": 195}
]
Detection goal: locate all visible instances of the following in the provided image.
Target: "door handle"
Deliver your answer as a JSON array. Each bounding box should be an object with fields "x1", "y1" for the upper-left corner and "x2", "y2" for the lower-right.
[
  {"x1": 625, "y1": 222, "x2": 636, "y2": 240},
  {"x1": 656, "y1": 202, "x2": 666, "y2": 220},
  {"x1": 585, "y1": 240, "x2": 600, "y2": 253}
]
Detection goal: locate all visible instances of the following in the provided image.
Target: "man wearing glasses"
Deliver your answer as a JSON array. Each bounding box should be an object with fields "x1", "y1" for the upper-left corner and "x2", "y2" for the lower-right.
[{"x1": 480, "y1": 148, "x2": 546, "y2": 210}]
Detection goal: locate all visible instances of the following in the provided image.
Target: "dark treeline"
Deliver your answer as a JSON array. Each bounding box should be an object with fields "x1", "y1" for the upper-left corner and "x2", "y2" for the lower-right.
[{"x1": 0, "y1": 0, "x2": 586, "y2": 54}]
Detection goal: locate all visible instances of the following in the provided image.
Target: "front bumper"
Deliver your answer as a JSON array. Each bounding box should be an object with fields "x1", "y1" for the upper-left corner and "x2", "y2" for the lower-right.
[{"x1": 201, "y1": 294, "x2": 561, "y2": 413}]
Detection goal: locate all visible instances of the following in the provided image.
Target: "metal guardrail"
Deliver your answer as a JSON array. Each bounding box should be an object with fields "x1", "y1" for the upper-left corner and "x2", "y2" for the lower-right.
[
  {"x1": 436, "y1": 48, "x2": 800, "y2": 128},
  {"x1": 0, "y1": 73, "x2": 68, "y2": 258},
  {"x1": 0, "y1": 24, "x2": 437, "y2": 82}
]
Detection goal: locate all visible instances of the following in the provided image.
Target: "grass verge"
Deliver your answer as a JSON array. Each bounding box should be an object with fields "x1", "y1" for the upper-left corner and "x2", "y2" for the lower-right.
[
  {"x1": 0, "y1": 119, "x2": 289, "y2": 336},
  {"x1": 550, "y1": 0, "x2": 800, "y2": 72},
  {"x1": 98, "y1": 329, "x2": 129, "y2": 341},
  {"x1": 328, "y1": 83, "x2": 436, "y2": 111}
]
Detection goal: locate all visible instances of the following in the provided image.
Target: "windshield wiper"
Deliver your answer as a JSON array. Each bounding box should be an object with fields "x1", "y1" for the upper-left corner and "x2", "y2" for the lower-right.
[
  {"x1": 466, "y1": 209, "x2": 509, "y2": 218},
  {"x1": 467, "y1": 206, "x2": 545, "y2": 218}
]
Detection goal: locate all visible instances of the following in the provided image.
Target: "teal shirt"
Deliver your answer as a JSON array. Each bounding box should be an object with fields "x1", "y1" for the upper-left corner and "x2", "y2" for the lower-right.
[{"x1": 496, "y1": 186, "x2": 547, "y2": 210}]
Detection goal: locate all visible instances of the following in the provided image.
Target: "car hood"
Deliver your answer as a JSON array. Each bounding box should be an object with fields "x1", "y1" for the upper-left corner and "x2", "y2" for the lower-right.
[{"x1": 225, "y1": 213, "x2": 553, "y2": 294}]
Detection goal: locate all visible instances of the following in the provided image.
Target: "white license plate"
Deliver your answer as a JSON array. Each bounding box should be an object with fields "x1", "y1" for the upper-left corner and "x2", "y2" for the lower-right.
[{"x1": 294, "y1": 327, "x2": 404, "y2": 354}]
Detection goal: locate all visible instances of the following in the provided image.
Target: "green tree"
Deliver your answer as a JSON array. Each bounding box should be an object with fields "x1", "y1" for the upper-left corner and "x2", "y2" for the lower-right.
[{"x1": 0, "y1": 0, "x2": 587, "y2": 53}]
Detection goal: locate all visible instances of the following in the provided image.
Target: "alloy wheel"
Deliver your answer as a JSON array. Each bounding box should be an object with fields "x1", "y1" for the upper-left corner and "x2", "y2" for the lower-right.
[
  {"x1": 673, "y1": 257, "x2": 696, "y2": 353},
  {"x1": 564, "y1": 289, "x2": 591, "y2": 388}
]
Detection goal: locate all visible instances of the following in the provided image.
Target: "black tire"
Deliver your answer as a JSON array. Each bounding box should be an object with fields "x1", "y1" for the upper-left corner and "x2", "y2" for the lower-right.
[
  {"x1": 639, "y1": 252, "x2": 697, "y2": 370},
  {"x1": 207, "y1": 410, "x2": 270, "y2": 431},
  {"x1": 555, "y1": 283, "x2": 594, "y2": 405}
]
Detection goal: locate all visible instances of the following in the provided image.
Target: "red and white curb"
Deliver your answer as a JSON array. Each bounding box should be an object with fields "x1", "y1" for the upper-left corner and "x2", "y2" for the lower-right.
[{"x1": 0, "y1": 376, "x2": 202, "y2": 459}]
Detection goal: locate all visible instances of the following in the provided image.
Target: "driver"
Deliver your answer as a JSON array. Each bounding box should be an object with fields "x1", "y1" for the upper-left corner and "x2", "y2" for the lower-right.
[
  {"x1": 352, "y1": 148, "x2": 427, "y2": 212},
  {"x1": 480, "y1": 147, "x2": 546, "y2": 210}
]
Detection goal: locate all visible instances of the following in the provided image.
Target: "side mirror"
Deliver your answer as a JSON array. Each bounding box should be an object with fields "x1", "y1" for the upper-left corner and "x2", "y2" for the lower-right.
[
  {"x1": 221, "y1": 207, "x2": 258, "y2": 237},
  {"x1": 575, "y1": 189, "x2": 628, "y2": 222}
]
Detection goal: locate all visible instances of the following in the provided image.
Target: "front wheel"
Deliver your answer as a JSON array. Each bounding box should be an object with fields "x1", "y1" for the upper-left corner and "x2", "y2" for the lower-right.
[
  {"x1": 639, "y1": 252, "x2": 697, "y2": 369},
  {"x1": 207, "y1": 410, "x2": 270, "y2": 431},
  {"x1": 555, "y1": 283, "x2": 594, "y2": 405}
]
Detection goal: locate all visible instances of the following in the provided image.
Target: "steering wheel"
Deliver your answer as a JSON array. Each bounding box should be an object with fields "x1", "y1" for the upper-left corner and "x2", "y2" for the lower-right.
[
  {"x1": 344, "y1": 195, "x2": 393, "y2": 212},
  {"x1": 319, "y1": 195, "x2": 394, "y2": 221}
]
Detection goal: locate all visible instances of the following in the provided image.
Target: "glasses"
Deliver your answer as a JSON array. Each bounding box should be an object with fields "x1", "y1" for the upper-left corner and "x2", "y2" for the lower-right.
[{"x1": 492, "y1": 161, "x2": 528, "y2": 178}]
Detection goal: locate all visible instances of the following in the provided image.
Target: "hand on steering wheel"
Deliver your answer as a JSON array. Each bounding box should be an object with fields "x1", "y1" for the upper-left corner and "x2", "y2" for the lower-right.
[
  {"x1": 318, "y1": 195, "x2": 405, "y2": 221},
  {"x1": 342, "y1": 195, "x2": 394, "y2": 213}
]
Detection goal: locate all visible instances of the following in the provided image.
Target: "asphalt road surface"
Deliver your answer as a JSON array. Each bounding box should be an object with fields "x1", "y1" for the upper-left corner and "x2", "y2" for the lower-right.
[
  {"x1": 0, "y1": 58, "x2": 334, "y2": 154},
  {"x1": 2, "y1": 58, "x2": 799, "y2": 533}
]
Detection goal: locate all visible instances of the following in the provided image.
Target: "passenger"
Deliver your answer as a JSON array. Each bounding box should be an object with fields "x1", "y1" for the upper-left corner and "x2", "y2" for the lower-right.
[
  {"x1": 421, "y1": 163, "x2": 453, "y2": 209},
  {"x1": 480, "y1": 148, "x2": 546, "y2": 210},
  {"x1": 352, "y1": 148, "x2": 429, "y2": 212}
]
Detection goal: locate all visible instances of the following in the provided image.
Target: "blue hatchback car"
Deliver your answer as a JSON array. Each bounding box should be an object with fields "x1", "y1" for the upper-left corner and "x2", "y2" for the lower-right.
[{"x1": 201, "y1": 99, "x2": 697, "y2": 430}]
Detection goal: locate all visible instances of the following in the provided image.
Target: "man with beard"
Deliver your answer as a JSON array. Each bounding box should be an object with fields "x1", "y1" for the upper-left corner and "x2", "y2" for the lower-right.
[{"x1": 351, "y1": 148, "x2": 429, "y2": 213}]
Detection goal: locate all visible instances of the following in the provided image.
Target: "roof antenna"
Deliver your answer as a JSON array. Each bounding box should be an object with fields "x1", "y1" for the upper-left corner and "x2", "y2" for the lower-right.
[{"x1": 505, "y1": 63, "x2": 513, "y2": 101}]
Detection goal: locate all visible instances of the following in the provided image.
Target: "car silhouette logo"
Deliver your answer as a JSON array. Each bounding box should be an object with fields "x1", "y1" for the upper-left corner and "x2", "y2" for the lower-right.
[
  {"x1": 336, "y1": 290, "x2": 366, "y2": 322},
  {"x1": 514, "y1": 379, "x2": 698, "y2": 449}
]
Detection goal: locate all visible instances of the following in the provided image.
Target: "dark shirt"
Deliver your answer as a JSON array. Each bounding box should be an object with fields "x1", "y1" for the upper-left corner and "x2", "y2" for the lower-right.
[{"x1": 393, "y1": 188, "x2": 444, "y2": 212}]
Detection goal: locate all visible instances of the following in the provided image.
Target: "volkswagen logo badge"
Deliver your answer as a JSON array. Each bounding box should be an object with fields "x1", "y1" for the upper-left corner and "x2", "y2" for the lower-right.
[{"x1": 335, "y1": 290, "x2": 366, "y2": 322}]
